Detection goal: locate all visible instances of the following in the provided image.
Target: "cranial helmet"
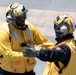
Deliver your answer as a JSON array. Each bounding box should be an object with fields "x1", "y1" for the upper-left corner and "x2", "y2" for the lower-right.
[
  {"x1": 54, "y1": 14, "x2": 75, "y2": 41},
  {"x1": 6, "y1": 2, "x2": 28, "y2": 30}
]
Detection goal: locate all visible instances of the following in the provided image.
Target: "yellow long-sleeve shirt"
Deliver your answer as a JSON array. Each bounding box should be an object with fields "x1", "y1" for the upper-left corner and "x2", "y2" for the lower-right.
[{"x1": 0, "y1": 21, "x2": 54, "y2": 73}]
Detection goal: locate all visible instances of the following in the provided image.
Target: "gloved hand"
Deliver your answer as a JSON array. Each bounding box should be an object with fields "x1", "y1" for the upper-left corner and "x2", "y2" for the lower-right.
[{"x1": 22, "y1": 47, "x2": 37, "y2": 57}]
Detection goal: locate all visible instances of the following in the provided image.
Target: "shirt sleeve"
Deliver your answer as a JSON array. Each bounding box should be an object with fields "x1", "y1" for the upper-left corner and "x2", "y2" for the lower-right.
[
  {"x1": 36, "y1": 44, "x2": 71, "y2": 63},
  {"x1": 0, "y1": 29, "x2": 28, "y2": 61},
  {"x1": 30, "y1": 24, "x2": 55, "y2": 50}
]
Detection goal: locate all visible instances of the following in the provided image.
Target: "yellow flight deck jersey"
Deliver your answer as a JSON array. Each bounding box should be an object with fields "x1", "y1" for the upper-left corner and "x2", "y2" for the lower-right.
[
  {"x1": 43, "y1": 39, "x2": 76, "y2": 75},
  {"x1": 0, "y1": 21, "x2": 54, "y2": 73}
]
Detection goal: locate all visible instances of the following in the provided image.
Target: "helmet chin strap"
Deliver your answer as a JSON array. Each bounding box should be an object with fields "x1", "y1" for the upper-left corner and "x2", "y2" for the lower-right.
[
  {"x1": 12, "y1": 23, "x2": 28, "y2": 30},
  {"x1": 13, "y1": 24, "x2": 28, "y2": 30},
  {"x1": 16, "y1": 26, "x2": 26, "y2": 30}
]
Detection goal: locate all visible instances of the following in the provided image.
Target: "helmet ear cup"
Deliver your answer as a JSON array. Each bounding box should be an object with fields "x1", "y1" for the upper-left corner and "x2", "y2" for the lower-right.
[
  {"x1": 6, "y1": 6, "x2": 16, "y2": 23},
  {"x1": 6, "y1": 15, "x2": 15, "y2": 25},
  {"x1": 6, "y1": 15, "x2": 12, "y2": 22},
  {"x1": 60, "y1": 25, "x2": 68, "y2": 35}
]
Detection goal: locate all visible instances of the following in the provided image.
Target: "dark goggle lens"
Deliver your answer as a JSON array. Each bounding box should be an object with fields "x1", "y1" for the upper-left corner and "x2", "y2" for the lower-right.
[{"x1": 16, "y1": 14, "x2": 26, "y2": 21}]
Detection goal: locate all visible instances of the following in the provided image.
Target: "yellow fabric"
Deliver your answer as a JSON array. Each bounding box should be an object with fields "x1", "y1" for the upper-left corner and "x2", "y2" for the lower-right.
[
  {"x1": 56, "y1": 19, "x2": 63, "y2": 25},
  {"x1": 43, "y1": 39, "x2": 76, "y2": 75},
  {"x1": 0, "y1": 21, "x2": 54, "y2": 73},
  {"x1": 58, "y1": 61, "x2": 64, "y2": 69}
]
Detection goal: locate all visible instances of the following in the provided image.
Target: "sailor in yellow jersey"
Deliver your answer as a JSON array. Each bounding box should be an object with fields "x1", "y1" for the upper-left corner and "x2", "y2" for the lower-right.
[
  {"x1": 0, "y1": 2, "x2": 54, "y2": 75},
  {"x1": 24, "y1": 14, "x2": 76, "y2": 75}
]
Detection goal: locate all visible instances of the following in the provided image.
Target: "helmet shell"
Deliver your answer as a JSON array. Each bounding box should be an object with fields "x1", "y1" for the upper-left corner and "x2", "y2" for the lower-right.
[
  {"x1": 54, "y1": 14, "x2": 75, "y2": 34},
  {"x1": 6, "y1": 2, "x2": 28, "y2": 30}
]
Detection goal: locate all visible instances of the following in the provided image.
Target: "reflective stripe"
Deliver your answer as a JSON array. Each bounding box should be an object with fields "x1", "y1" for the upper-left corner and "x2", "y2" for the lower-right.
[
  {"x1": 11, "y1": 30, "x2": 18, "y2": 40},
  {"x1": 26, "y1": 28, "x2": 30, "y2": 39},
  {"x1": 10, "y1": 28, "x2": 30, "y2": 40}
]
